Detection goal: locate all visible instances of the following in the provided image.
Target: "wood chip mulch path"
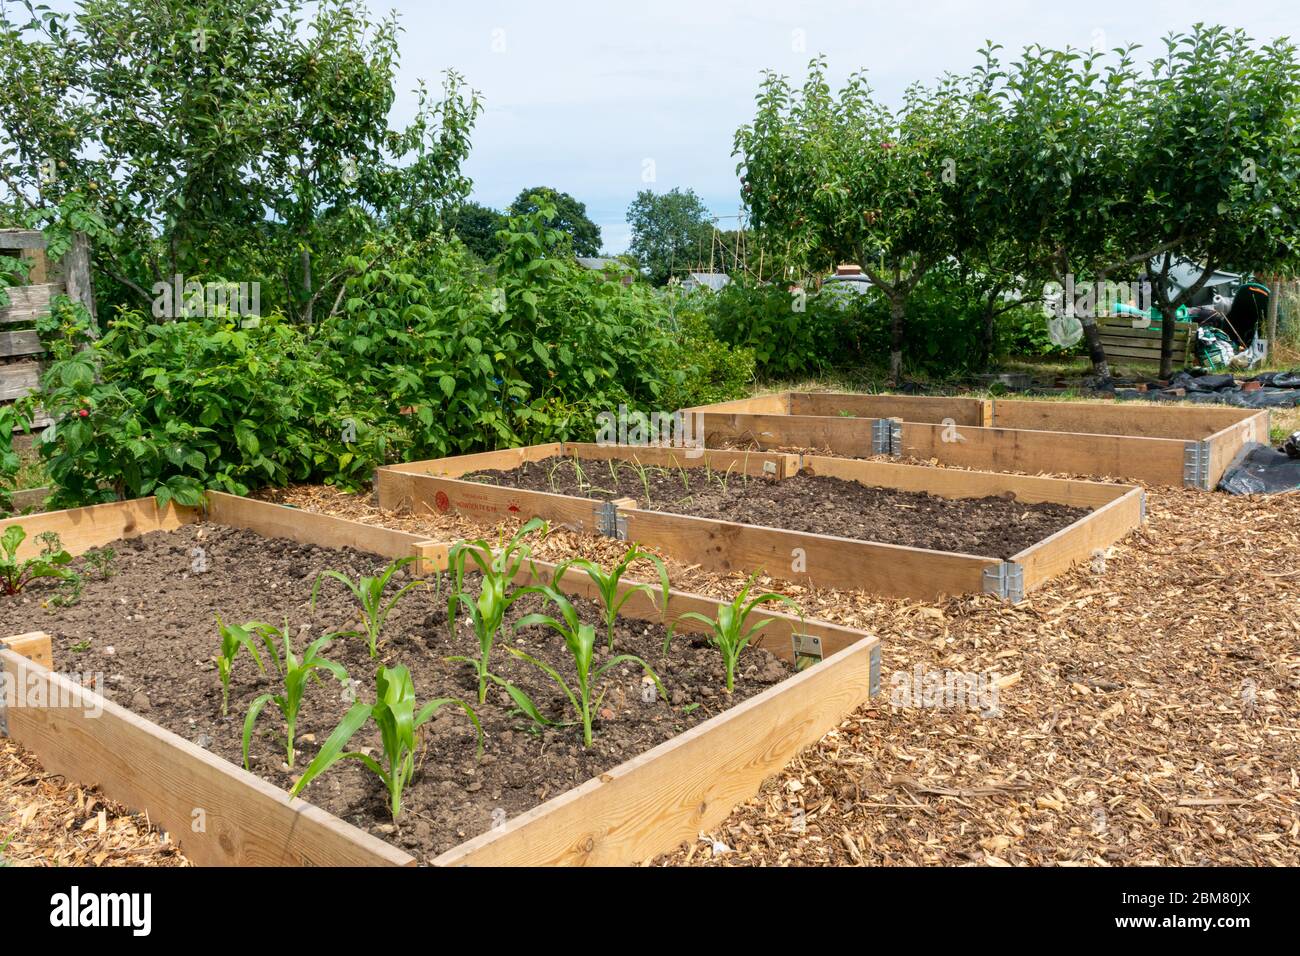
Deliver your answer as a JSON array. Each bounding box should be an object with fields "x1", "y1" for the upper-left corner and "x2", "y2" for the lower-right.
[{"x1": 0, "y1": 740, "x2": 187, "y2": 867}]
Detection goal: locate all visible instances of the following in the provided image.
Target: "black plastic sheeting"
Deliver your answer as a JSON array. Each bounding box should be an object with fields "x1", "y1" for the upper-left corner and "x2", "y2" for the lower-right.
[
  {"x1": 1115, "y1": 368, "x2": 1300, "y2": 408},
  {"x1": 1219, "y1": 443, "x2": 1300, "y2": 495}
]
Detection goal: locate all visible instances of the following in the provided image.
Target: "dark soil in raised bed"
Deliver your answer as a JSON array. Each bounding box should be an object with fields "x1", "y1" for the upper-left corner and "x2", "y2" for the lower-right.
[
  {"x1": 464, "y1": 456, "x2": 1089, "y2": 558},
  {"x1": 0, "y1": 523, "x2": 791, "y2": 862}
]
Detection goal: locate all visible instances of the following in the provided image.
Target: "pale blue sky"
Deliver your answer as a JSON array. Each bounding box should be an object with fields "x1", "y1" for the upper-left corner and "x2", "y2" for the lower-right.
[{"x1": 36, "y1": 0, "x2": 1300, "y2": 251}]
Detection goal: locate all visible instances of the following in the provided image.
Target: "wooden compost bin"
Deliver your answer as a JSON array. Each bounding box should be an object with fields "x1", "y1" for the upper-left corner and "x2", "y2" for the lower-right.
[
  {"x1": 685, "y1": 392, "x2": 1267, "y2": 489},
  {"x1": 0, "y1": 492, "x2": 879, "y2": 867},
  {"x1": 377, "y1": 441, "x2": 1144, "y2": 602}
]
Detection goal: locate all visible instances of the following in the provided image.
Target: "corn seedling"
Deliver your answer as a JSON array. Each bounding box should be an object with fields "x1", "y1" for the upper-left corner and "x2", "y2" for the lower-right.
[
  {"x1": 447, "y1": 517, "x2": 547, "y2": 703},
  {"x1": 311, "y1": 556, "x2": 424, "y2": 659},
  {"x1": 292, "y1": 664, "x2": 480, "y2": 820},
  {"x1": 241, "y1": 624, "x2": 349, "y2": 770},
  {"x1": 0, "y1": 526, "x2": 75, "y2": 595},
  {"x1": 504, "y1": 586, "x2": 665, "y2": 747},
  {"x1": 552, "y1": 545, "x2": 671, "y2": 651},
  {"x1": 676, "y1": 574, "x2": 802, "y2": 693},
  {"x1": 215, "y1": 617, "x2": 273, "y2": 716}
]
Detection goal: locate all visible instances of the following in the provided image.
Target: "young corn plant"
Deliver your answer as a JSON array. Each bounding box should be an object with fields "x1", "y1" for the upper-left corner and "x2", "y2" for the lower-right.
[
  {"x1": 676, "y1": 574, "x2": 802, "y2": 693},
  {"x1": 311, "y1": 556, "x2": 424, "y2": 659},
  {"x1": 0, "y1": 526, "x2": 75, "y2": 595},
  {"x1": 552, "y1": 546, "x2": 671, "y2": 651},
  {"x1": 503, "y1": 586, "x2": 665, "y2": 747},
  {"x1": 241, "y1": 624, "x2": 350, "y2": 771},
  {"x1": 215, "y1": 617, "x2": 272, "y2": 716},
  {"x1": 291, "y1": 664, "x2": 481, "y2": 821},
  {"x1": 446, "y1": 517, "x2": 546, "y2": 704}
]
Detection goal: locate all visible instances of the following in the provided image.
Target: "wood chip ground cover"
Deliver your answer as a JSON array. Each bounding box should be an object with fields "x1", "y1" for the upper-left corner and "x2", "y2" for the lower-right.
[
  {"x1": 464, "y1": 456, "x2": 1089, "y2": 557},
  {"x1": 0, "y1": 740, "x2": 186, "y2": 867}
]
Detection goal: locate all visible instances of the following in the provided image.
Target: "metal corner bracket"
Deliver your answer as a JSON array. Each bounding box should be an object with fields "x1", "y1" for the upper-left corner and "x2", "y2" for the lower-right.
[
  {"x1": 594, "y1": 501, "x2": 628, "y2": 540},
  {"x1": 982, "y1": 561, "x2": 1025, "y2": 603},
  {"x1": 1183, "y1": 441, "x2": 1211, "y2": 490}
]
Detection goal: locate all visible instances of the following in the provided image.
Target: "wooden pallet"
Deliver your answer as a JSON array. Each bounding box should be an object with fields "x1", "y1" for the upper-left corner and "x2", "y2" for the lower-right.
[
  {"x1": 1, "y1": 229, "x2": 95, "y2": 425},
  {"x1": 0, "y1": 492, "x2": 880, "y2": 867},
  {"x1": 377, "y1": 441, "x2": 1143, "y2": 602},
  {"x1": 686, "y1": 392, "x2": 1267, "y2": 489},
  {"x1": 1096, "y1": 316, "x2": 1196, "y2": 366}
]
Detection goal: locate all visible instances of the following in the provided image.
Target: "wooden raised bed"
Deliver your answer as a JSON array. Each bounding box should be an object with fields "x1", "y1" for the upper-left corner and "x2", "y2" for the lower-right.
[
  {"x1": 685, "y1": 392, "x2": 1267, "y2": 489},
  {"x1": 377, "y1": 441, "x2": 1144, "y2": 602},
  {"x1": 0, "y1": 492, "x2": 879, "y2": 867}
]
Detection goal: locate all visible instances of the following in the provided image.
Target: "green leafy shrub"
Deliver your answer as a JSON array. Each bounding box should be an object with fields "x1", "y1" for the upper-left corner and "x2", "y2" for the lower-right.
[
  {"x1": 995, "y1": 304, "x2": 1078, "y2": 359},
  {"x1": 707, "y1": 278, "x2": 860, "y2": 377},
  {"x1": 321, "y1": 206, "x2": 682, "y2": 459},
  {"x1": 20, "y1": 207, "x2": 723, "y2": 509},
  {"x1": 0, "y1": 405, "x2": 23, "y2": 511},
  {"x1": 657, "y1": 296, "x2": 756, "y2": 410},
  {"x1": 25, "y1": 301, "x2": 392, "y2": 508}
]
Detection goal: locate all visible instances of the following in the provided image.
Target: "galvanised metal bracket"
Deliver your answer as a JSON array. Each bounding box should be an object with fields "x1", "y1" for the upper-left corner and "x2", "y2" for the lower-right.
[
  {"x1": 0, "y1": 688, "x2": 8, "y2": 737},
  {"x1": 1139, "y1": 490, "x2": 1147, "y2": 522},
  {"x1": 1183, "y1": 440, "x2": 1211, "y2": 490},
  {"x1": 869, "y1": 644, "x2": 881, "y2": 697},
  {"x1": 869, "y1": 419, "x2": 903, "y2": 457},
  {"x1": 792, "y1": 633, "x2": 823, "y2": 670},
  {"x1": 982, "y1": 561, "x2": 1025, "y2": 603},
  {"x1": 594, "y1": 501, "x2": 627, "y2": 540},
  {"x1": 870, "y1": 418, "x2": 892, "y2": 455}
]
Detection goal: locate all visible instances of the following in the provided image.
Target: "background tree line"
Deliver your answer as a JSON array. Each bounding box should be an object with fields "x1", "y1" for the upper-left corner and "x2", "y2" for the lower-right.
[{"x1": 734, "y1": 26, "x2": 1300, "y2": 381}]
